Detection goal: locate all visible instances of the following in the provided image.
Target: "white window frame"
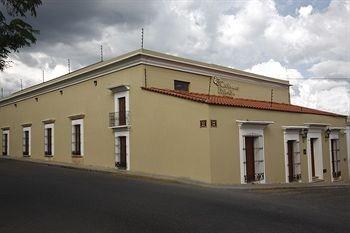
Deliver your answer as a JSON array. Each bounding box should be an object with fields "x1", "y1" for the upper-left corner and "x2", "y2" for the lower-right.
[
  {"x1": 237, "y1": 121, "x2": 273, "y2": 184},
  {"x1": 114, "y1": 91, "x2": 129, "y2": 113},
  {"x1": 44, "y1": 123, "x2": 54, "y2": 156},
  {"x1": 111, "y1": 90, "x2": 131, "y2": 128},
  {"x1": 2, "y1": 130, "x2": 10, "y2": 156},
  {"x1": 283, "y1": 129, "x2": 301, "y2": 183},
  {"x1": 329, "y1": 130, "x2": 340, "y2": 182},
  {"x1": 346, "y1": 126, "x2": 350, "y2": 179},
  {"x1": 114, "y1": 131, "x2": 130, "y2": 171},
  {"x1": 71, "y1": 119, "x2": 84, "y2": 156},
  {"x1": 23, "y1": 126, "x2": 31, "y2": 156}
]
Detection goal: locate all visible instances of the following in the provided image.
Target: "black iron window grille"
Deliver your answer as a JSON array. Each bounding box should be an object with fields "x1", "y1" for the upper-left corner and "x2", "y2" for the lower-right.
[
  {"x1": 72, "y1": 124, "x2": 81, "y2": 155},
  {"x1": 109, "y1": 111, "x2": 130, "y2": 127}
]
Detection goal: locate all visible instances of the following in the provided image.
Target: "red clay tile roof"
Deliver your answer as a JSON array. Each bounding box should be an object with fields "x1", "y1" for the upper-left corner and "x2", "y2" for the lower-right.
[{"x1": 142, "y1": 87, "x2": 344, "y2": 117}]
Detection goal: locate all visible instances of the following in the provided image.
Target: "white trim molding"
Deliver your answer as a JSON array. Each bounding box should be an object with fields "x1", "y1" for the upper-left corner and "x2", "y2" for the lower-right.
[
  {"x1": 306, "y1": 128, "x2": 324, "y2": 182},
  {"x1": 71, "y1": 118, "x2": 84, "y2": 156},
  {"x1": 114, "y1": 131, "x2": 130, "y2": 171},
  {"x1": 22, "y1": 126, "x2": 31, "y2": 156},
  {"x1": 44, "y1": 123, "x2": 55, "y2": 156},
  {"x1": 2, "y1": 129, "x2": 10, "y2": 156},
  {"x1": 329, "y1": 129, "x2": 340, "y2": 182},
  {"x1": 346, "y1": 125, "x2": 350, "y2": 179},
  {"x1": 237, "y1": 120, "x2": 273, "y2": 184},
  {"x1": 283, "y1": 128, "x2": 301, "y2": 183}
]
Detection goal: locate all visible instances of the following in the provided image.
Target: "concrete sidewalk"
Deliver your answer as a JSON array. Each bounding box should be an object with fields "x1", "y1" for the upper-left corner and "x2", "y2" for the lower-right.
[{"x1": 1, "y1": 156, "x2": 349, "y2": 190}]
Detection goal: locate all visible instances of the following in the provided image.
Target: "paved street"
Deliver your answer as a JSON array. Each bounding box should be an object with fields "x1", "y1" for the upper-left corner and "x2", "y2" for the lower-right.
[{"x1": 0, "y1": 159, "x2": 349, "y2": 233}]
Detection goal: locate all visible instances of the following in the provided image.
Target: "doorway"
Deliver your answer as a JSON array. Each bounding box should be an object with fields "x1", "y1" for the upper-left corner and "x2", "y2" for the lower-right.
[
  {"x1": 118, "y1": 97, "x2": 126, "y2": 126},
  {"x1": 287, "y1": 140, "x2": 301, "y2": 182},
  {"x1": 116, "y1": 136, "x2": 127, "y2": 169},
  {"x1": 245, "y1": 136, "x2": 255, "y2": 183},
  {"x1": 331, "y1": 139, "x2": 341, "y2": 179},
  {"x1": 287, "y1": 140, "x2": 294, "y2": 182},
  {"x1": 310, "y1": 138, "x2": 316, "y2": 178}
]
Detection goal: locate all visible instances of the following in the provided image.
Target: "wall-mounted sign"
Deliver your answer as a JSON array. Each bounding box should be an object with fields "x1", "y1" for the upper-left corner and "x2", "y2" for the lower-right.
[
  {"x1": 212, "y1": 77, "x2": 239, "y2": 97},
  {"x1": 210, "y1": 120, "x2": 217, "y2": 128},
  {"x1": 200, "y1": 120, "x2": 207, "y2": 128}
]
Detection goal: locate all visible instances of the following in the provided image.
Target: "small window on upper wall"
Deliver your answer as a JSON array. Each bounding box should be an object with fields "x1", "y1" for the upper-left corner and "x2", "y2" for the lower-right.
[{"x1": 174, "y1": 80, "x2": 190, "y2": 92}]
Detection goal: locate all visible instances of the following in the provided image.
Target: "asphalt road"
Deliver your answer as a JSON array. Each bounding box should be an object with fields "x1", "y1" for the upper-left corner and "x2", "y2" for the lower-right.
[{"x1": 0, "y1": 159, "x2": 349, "y2": 233}]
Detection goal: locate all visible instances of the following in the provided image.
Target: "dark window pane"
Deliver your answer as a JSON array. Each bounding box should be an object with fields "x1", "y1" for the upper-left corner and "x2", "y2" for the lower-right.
[{"x1": 174, "y1": 80, "x2": 190, "y2": 91}]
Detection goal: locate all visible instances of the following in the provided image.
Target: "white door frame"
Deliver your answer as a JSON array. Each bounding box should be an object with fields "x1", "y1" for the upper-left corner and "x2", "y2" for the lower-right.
[
  {"x1": 114, "y1": 131, "x2": 130, "y2": 171},
  {"x1": 329, "y1": 130, "x2": 340, "y2": 182},
  {"x1": 237, "y1": 120, "x2": 273, "y2": 184},
  {"x1": 283, "y1": 129, "x2": 301, "y2": 183},
  {"x1": 307, "y1": 128, "x2": 323, "y2": 182},
  {"x1": 346, "y1": 126, "x2": 350, "y2": 179}
]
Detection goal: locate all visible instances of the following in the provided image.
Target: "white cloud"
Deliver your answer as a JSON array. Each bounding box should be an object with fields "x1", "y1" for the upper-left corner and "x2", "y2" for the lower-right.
[
  {"x1": 298, "y1": 5, "x2": 313, "y2": 17},
  {"x1": 245, "y1": 59, "x2": 303, "y2": 80},
  {"x1": 0, "y1": 56, "x2": 66, "y2": 94},
  {"x1": 246, "y1": 59, "x2": 350, "y2": 115},
  {"x1": 0, "y1": 0, "x2": 349, "y2": 115},
  {"x1": 308, "y1": 60, "x2": 350, "y2": 78},
  {"x1": 292, "y1": 79, "x2": 350, "y2": 115}
]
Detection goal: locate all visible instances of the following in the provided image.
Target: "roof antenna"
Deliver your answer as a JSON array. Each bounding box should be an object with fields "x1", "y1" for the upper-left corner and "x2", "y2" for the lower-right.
[
  {"x1": 20, "y1": 79, "x2": 23, "y2": 90},
  {"x1": 141, "y1": 28, "x2": 144, "y2": 50},
  {"x1": 42, "y1": 70, "x2": 45, "y2": 83},
  {"x1": 100, "y1": 45, "x2": 104, "y2": 62},
  {"x1": 67, "y1": 59, "x2": 71, "y2": 73},
  {"x1": 1, "y1": 88, "x2": 4, "y2": 98}
]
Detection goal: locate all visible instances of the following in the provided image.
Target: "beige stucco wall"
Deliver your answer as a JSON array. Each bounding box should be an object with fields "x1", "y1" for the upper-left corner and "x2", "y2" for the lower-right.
[
  {"x1": 0, "y1": 62, "x2": 347, "y2": 185},
  {"x1": 144, "y1": 65, "x2": 290, "y2": 103},
  {"x1": 0, "y1": 65, "x2": 144, "y2": 168},
  {"x1": 130, "y1": 87, "x2": 212, "y2": 183},
  {"x1": 208, "y1": 105, "x2": 348, "y2": 184}
]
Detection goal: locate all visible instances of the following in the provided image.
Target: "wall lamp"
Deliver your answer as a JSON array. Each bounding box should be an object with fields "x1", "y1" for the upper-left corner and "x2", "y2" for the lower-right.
[
  {"x1": 325, "y1": 128, "x2": 331, "y2": 139},
  {"x1": 301, "y1": 128, "x2": 308, "y2": 139}
]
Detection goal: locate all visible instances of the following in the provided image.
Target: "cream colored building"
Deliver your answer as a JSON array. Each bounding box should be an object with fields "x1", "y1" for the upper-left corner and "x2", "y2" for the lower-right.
[{"x1": 0, "y1": 49, "x2": 348, "y2": 185}]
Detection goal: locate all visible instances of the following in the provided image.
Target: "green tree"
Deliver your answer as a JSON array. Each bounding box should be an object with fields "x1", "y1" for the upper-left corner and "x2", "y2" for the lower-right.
[{"x1": 0, "y1": 0, "x2": 42, "y2": 71}]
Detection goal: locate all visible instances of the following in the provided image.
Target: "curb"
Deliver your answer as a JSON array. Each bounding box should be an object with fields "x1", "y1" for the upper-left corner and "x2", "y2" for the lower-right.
[{"x1": 1, "y1": 156, "x2": 349, "y2": 191}]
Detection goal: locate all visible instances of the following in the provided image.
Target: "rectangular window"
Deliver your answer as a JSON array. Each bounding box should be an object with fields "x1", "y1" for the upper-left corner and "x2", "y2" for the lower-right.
[
  {"x1": 72, "y1": 119, "x2": 83, "y2": 156},
  {"x1": 331, "y1": 139, "x2": 341, "y2": 178},
  {"x1": 118, "y1": 97, "x2": 126, "y2": 125},
  {"x1": 23, "y1": 127, "x2": 31, "y2": 156},
  {"x1": 174, "y1": 80, "x2": 190, "y2": 91},
  {"x1": 2, "y1": 130, "x2": 9, "y2": 156},
  {"x1": 44, "y1": 124, "x2": 54, "y2": 156}
]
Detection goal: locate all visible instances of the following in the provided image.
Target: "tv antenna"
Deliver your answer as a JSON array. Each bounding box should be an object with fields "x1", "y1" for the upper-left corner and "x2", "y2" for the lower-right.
[
  {"x1": 67, "y1": 59, "x2": 71, "y2": 73},
  {"x1": 141, "y1": 28, "x2": 144, "y2": 49},
  {"x1": 100, "y1": 45, "x2": 104, "y2": 62}
]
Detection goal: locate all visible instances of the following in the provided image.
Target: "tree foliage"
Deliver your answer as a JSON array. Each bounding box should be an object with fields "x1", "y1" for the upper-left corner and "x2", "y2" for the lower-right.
[{"x1": 0, "y1": 0, "x2": 42, "y2": 71}]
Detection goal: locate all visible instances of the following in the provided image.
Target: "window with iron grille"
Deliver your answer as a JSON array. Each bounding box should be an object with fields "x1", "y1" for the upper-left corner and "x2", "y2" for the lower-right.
[
  {"x1": 331, "y1": 139, "x2": 341, "y2": 178},
  {"x1": 71, "y1": 119, "x2": 83, "y2": 156},
  {"x1": 2, "y1": 130, "x2": 9, "y2": 156},
  {"x1": 44, "y1": 124, "x2": 54, "y2": 156},
  {"x1": 174, "y1": 80, "x2": 190, "y2": 91},
  {"x1": 22, "y1": 128, "x2": 30, "y2": 156}
]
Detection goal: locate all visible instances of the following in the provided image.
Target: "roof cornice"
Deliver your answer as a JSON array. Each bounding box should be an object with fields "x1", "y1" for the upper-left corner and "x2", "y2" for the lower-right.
[{"x1": 0, "y1": 49, "x2": 290, "y2": 106}]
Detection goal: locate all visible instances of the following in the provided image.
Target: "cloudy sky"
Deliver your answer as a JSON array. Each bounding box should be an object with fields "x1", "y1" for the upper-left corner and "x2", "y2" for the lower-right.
[{"x1": 0, "y1": 0, "x2": 349, "y2": 115}]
